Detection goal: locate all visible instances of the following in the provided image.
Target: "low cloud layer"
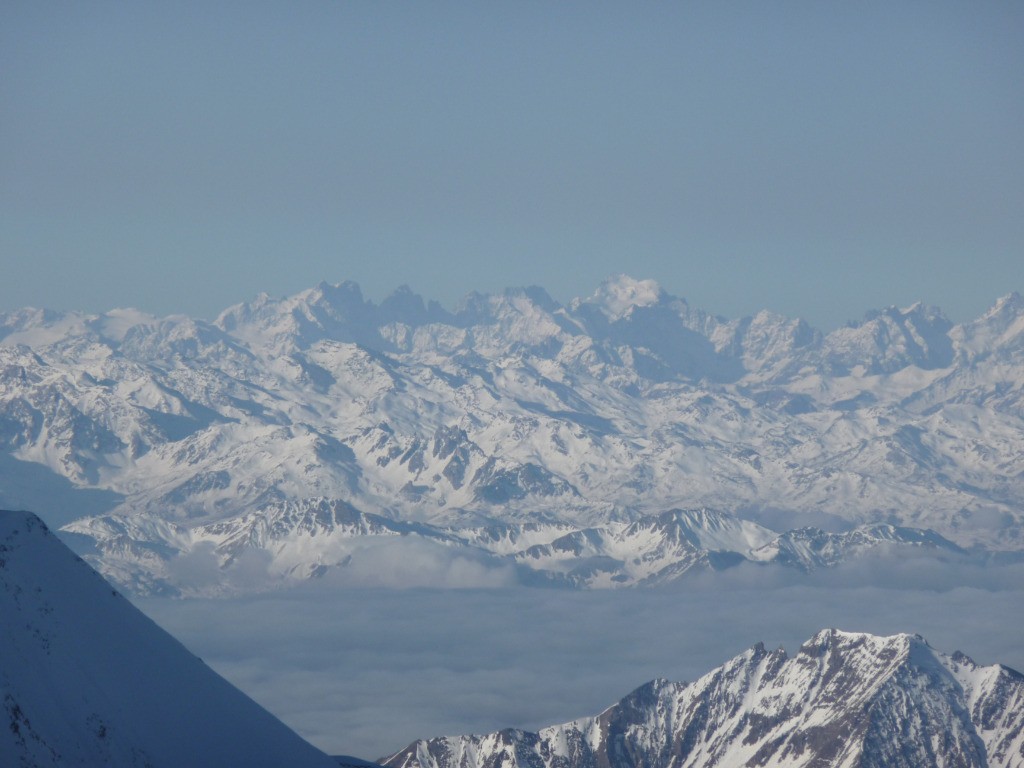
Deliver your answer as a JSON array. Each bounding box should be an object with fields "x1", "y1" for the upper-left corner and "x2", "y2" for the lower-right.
[
  {"x1": 163, "y1": 536, "x2": 520, "y2": 593},
  {"x1": 158, "y1": 519, "x2": 1024, "y2": 596},
  {"x1": 137, "y1": 563, "x2": 1024, "y2": 759},
  {"x1": 313, "y1": 537, "x2": 519, "y2": 589}
]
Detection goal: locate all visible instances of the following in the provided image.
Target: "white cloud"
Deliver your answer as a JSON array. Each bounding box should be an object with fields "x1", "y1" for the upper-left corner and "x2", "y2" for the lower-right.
[
  {"x1": 166, "y1": 541, "x2": 276, "y2": 594},
  {"x1": 313, "y1": 537, "x2": 519, "y2": 589},
  {"x1": 136, "y1": 567, "x2": 1024, "y2": 760}
]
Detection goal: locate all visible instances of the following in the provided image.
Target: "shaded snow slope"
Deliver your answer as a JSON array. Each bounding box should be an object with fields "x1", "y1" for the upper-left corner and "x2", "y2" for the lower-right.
[{"x1": 0, "y1": 510, "x2": 339, "y2": 767}]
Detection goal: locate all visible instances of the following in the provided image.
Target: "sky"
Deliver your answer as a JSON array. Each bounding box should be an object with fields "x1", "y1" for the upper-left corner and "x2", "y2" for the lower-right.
[{"x1": 2, "y1": 2, "x2": 1022, "y2": 330}]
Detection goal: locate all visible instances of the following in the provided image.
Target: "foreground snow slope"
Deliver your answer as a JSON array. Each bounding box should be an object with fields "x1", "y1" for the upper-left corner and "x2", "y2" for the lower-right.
[
  {"x1": 384, "y1": 629, "x2": 1024, "y2": 768},
  {"x1": 0, "y1": 510, "x2": 339, "y2": 768}
]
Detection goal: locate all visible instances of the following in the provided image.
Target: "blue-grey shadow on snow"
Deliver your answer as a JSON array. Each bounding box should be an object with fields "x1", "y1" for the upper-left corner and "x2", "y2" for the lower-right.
[{"x1": 0, "y1": 452, "x2": 123, "y2": 529}]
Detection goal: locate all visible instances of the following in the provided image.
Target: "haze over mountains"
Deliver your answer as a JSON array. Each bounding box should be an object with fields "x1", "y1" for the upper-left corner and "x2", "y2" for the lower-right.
[{"x1": 1, "y1": 275, "x2": 1022, "y2": 594}]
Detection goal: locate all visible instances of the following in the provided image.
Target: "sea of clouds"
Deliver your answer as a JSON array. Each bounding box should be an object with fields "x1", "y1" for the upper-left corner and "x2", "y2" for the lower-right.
[{"x1": 136, "y1": 556, "x2": 1024, "y2": 759}]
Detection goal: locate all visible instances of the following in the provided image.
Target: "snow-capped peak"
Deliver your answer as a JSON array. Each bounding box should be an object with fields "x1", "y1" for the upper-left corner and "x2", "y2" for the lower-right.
[
  {"x1": 583, "y1": 275, "x2": 668, "y2": 320},
  {"x1": 384, "y1": 629, "x2": 1024, "y2": 768}
]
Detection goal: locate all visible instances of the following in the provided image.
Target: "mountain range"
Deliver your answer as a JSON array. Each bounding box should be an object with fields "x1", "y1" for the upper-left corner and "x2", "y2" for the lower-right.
[
  {"x1": 1, "y1": 276, "x2": 1022, "y2": 593},
  {"x1": 383, "y1": 628, "x2": 1024, "y2": 768}
]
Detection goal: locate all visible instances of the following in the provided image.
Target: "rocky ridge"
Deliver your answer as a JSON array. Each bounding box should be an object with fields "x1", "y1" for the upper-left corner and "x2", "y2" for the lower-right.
[{"x1": 383, "y1": 629, "x2": 1024, "y2": 768}]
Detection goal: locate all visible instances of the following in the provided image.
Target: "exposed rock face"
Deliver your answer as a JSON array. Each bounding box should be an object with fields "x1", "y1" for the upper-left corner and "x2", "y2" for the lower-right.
[{"x1": 383, "y1": 630, "x2": 1024, "y2": 768}]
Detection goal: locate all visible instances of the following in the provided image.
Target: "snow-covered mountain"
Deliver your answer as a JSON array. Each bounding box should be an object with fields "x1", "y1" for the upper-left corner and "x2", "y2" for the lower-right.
[
  {"x1": 383, "y1": 629, "x2": 1024, "y2": 768},
  {"x1": 60, "y1": 499, "x2": 977, "y2": 595},
  {"x1": 1, "y1": 276, "x2": 1023, "y2": 593},
  {"x1": 0, "y1": 510, "x2": 341, "y2": 767}
]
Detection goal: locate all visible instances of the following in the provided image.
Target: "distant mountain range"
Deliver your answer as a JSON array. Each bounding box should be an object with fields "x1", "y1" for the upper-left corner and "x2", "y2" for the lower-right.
[
  {"x1": 1, "y1": 276, "x2": 1022, "y2": 593},
  {"x1": 383, "y1": 629, "x2": 1024, "y2": 768}
]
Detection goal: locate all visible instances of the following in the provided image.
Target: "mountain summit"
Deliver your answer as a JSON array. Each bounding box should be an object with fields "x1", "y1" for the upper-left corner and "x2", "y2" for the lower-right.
[
  {"x1": 384, "y1": 629, "x2": 1024, "y2": 768},
  {"x1": 581, "y1": 275, "x2": 670, "y2": 320}
]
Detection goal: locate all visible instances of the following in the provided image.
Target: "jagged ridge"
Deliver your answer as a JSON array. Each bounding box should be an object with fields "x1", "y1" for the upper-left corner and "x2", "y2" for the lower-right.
[{"x1": 383, "y1": 629, "x2": 1024, "y2": 768}]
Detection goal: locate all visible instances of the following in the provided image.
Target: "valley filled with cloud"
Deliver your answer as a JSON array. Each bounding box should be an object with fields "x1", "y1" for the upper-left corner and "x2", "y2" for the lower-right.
[{"x1": 138, "y1": 565, "x2": 1024, "y2": 758}]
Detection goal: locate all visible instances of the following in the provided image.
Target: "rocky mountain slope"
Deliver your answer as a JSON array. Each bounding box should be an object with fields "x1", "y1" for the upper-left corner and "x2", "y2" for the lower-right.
[
  {"x1": 1, "y1": 276, "x2": 1022, "y2": 593},
  {"x1": 383, "y1": 629, "x2": 1024, "y2": 768},
  {"x1": 0, "y1": 510, "x2": 341, "y2": 767}
]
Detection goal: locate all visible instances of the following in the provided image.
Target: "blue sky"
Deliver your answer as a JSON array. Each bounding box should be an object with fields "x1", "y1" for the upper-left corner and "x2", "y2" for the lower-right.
[{"x1": 3, "y1": 2, "x2": 1022, "y2": 329}]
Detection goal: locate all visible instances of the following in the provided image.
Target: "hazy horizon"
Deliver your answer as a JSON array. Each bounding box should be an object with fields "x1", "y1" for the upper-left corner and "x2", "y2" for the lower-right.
[
  {"x1": 1, "y1": 272, "x2": 1022, "y2": 336},
  {"x1": 3, "y1": 2, "x2": 1022, "y2": 330}
]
